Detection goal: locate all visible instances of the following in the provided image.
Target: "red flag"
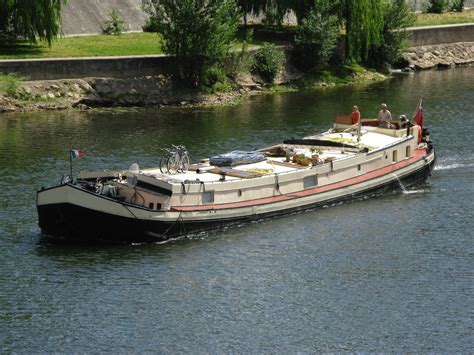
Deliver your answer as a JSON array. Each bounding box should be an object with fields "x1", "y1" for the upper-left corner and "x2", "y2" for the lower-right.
[{"x1": 413, "y1": 99, "x2": 423, "y2": 130}]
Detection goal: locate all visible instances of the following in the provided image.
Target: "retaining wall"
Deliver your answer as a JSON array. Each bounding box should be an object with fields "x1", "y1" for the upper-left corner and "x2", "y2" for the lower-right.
[
  {"x1": 0, "y1": 55, "x2": 176, "y2": 81},
  {"x1": 1, "y1": 24, "x2": 473, "y2": 80},
  {"x1": 408, "y1": 23, "x2": 474, "y2": 46}
]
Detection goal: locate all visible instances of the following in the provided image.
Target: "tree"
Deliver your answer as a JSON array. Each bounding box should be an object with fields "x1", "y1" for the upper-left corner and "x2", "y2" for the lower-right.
[
  {"x1": 292, "y1": 7, "x2": 339, "y2": 70},
  {"x1": 338, "y1": 0, "x2": 385, "y2": 62},
  {"x1": 368, "y1": 0, "x2": 415, "y2": 66},
  {"x1": 143, "y1": 0, "x2": 239, "y2": 85},
  {"x1": 0, "y1": 0, "x2": 66, "y2": 45}
]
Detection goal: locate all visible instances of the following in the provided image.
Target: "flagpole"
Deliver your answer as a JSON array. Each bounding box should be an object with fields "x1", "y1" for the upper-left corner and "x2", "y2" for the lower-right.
[{"x1": 69, "y1": 150, "x2": 73, "y2": 181}]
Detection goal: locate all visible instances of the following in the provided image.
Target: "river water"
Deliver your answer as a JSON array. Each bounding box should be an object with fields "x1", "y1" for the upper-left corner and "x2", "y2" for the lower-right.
[{"x1": 0, "y1": 67, "x2": 473, "y2": 352}]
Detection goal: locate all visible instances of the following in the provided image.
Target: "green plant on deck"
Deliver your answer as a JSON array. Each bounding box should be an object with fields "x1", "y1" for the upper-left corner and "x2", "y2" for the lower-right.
[
  {"x1": 0, "y1": 73, "x2": 22, "y2": 97},
  {"x1": 102, "y1": 8, "x2": 126, "y2": 35},
  {"x1": 251, "y1": 42, "x2": 285, "y2": 83}
]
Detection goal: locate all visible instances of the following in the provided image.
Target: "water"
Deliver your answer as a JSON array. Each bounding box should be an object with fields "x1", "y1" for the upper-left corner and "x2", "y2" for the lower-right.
[{"x1": 1, "y1": 67, "x2": 473, "y2": 352}]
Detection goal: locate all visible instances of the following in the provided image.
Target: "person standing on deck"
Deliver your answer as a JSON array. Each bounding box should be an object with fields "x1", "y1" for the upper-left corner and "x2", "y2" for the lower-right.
[
  {"x1": 378, "y1": 103, "x2": 392, "y2": 124},
  {"x1": 351, "y1": 105, "x2": 360, "y2": 125}
]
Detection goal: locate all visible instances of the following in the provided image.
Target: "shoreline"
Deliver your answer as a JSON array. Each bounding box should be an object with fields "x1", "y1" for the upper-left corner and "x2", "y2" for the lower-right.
[
  {"x1": 1, "y1": 53, "x2": 472, "y2": 114},
  {"x1": 0, "y1": 65, "x2": 387, "y2": 113}
]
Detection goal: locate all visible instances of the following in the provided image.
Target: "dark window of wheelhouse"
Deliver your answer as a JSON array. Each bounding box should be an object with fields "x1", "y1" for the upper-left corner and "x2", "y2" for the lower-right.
[
  {"x1": 203, "y1": 191, "x2": 214, "y2": 204},
  {"x1": 304, "y1": 175, "x2": 318, "y2": 189}
]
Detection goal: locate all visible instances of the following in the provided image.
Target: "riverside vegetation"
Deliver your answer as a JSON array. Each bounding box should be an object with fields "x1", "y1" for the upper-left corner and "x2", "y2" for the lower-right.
[{"x1": 0, "y1": 0, "x2": 471, "y2": 112}]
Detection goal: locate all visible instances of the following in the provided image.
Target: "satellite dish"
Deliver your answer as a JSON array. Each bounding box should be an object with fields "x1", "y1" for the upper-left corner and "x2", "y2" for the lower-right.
[{"x1": 127, "y1": 163, "x2": 139, "y2": 188}]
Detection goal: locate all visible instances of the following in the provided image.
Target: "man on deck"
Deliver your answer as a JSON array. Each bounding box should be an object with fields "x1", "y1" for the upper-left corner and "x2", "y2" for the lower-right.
[{"x1": 377, "y1": 103, "x2": 394, "y2": 128}]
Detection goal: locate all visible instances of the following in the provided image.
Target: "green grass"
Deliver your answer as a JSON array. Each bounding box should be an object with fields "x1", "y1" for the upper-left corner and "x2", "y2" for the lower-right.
[
  {"x1": 414, "y1": 8, "x2": 474, "y2": 27},
  {"x1": 0, "y1": 72, "x2": 22, "y2": 96},
  {"x1": 0, "y1": 32, "x2": 163, "y2": 60},
  {"x1": 0, "y1": 31, "x2": 264, "y2": 60}
]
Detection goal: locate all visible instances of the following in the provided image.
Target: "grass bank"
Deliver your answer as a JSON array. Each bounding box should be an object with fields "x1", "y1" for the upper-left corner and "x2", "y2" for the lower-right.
[
  {"x1": 0, "y1": 31, "x2": 264, "y2": 60},
  {"x1": 414, "y1": 8, "x2": 474, "y2": 27},
  {"x1": 0, "y1": 32, "x2": 163, "y2": 60}
]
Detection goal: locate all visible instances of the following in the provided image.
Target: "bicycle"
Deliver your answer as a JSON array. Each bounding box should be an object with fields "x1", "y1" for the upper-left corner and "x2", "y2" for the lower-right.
[{"x1": 159, "y1": 144, "x2": 189, "y2": 175}]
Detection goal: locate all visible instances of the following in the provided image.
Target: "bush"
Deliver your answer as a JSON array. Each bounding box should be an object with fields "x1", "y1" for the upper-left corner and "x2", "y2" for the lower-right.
[
  {"x1": 143, "y1": 0, "x2": 239, "y2": 86},
  {"x1": 201, "y1": 66, "x2": 230, "y2": 93},
  {"x1": 252, "y1": 43, "x2": 285, "y2": 83},
  {"x1": 291, "y1": 9, "x2": 339, "y2": 70},
  {"x1": 102, "y1": 8, "x2": 126, "y2": 35},
  {"x1": 426, "y1": 0, "x2": 448, "y2": 13},
  {"x1": 449, "y1": 0, "x2": 465, "y2": 12},
  {"x1": 142, "y1": 17, "x2": 160, "y2": 32}
]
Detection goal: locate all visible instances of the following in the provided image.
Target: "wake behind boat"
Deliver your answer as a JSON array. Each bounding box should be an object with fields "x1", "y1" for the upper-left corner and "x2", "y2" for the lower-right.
[{"x1": 37, "y1": 104, "x2": 435, "y2": 244}]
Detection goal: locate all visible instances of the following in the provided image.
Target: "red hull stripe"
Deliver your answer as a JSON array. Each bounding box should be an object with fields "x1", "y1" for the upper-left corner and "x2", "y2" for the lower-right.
[{"x1": 173, "y1": 149, "x2": 428, "y2": 212}]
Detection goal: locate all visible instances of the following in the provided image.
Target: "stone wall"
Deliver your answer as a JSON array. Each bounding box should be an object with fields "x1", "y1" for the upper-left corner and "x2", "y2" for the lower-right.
[
  {"x1": 61, "y1": 0, "x2": 147, "y2": 35},
  {"x1": 403, "y1": 42, "x2": 474, "y2": 69}
]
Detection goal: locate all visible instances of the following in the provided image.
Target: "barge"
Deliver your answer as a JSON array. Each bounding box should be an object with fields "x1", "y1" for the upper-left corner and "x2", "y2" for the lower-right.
[{"x1": 37, "y1": 113, "x2": 435, "y2": 243}]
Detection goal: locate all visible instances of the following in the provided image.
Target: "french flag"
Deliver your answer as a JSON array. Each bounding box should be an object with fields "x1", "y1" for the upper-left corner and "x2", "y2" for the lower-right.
[{"x1": 70, "y1": 149, "x2": 85, "y2": 159}]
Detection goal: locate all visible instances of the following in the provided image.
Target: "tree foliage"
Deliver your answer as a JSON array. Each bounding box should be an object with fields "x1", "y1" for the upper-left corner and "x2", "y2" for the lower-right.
[
  {"x1": 143, "y1": 0, "x2": 240, "y2": 85},
  {"x1": 252, "y1": 42, "x2": 285, "y2": 82},
  {"x1": 292, "y1": 7, "x2": 339, "y2": 70},
  {"x1": 426, "y1": 0, "x2": 448, "y2": 13},
  {"x1": 368, "y1": 0, "x2": 415, "y2": 66},
  {"x1": 0, "y1": 0, "x2": 66, "y2": 45},
  {"x1": 340, "y1": 0, "x2": 385, "y2": 62}
]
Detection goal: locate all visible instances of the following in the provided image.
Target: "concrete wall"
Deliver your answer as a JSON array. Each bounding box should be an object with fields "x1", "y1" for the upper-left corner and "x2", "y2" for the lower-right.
[
  {"x1": 409, "y1": 0, "x2": 474, "y2": 11},
  {"x1": 408, "y1": 23, "x2": 474, "y2": 46},
  {"x1": 61, "y1": 0, "x2": 147, "y2": 35},
  {"x1": 0, "y1": 55, "x2": 176, "y2": 81},
  {"x1": 1, "y1": 24, "x2": 473, "y2": 80}
]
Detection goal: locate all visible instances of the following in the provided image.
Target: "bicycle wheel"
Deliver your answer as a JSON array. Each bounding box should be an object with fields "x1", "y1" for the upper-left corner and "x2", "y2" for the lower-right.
[
  {"x1": 167, "y1": 154, "x2": 179, "y2": 175},
  {"x1": 180, "y1": 153, "x2": 190, "y2": 173},
  {"x1": 159, "y1": 156, "x2": 167, "y2": 173}
]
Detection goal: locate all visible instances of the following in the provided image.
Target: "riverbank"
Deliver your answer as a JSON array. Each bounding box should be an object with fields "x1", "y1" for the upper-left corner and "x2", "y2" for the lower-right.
[
  {"x1": 0, "y1": 65, "x2": 386, "y2": 113},
  {"x1": 403, "y1": 42, "x2": 474, "y2": 69}
]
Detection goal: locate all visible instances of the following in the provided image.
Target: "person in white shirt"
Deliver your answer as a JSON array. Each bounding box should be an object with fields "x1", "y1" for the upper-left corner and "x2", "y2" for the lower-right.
[{"x1": 377, "y1": 103, "x2": 394, "y2": 128}]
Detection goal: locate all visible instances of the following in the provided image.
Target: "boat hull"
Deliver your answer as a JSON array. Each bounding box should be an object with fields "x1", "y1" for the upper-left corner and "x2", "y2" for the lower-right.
[{"x1": 37, "y1": 149, "x2": 435, "y2": 244}]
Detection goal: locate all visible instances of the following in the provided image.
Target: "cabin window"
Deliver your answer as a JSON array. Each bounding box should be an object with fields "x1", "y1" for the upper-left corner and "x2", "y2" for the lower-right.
[
  {"x1": 156, "y1": 203, "x2": 162, "y2": 210},
  {"x1": 357, "y1": 164, "x2": 361, "y2": 171},
  {"x1": 406, "y1": 146, "x2": 411, "y2": 158},
  {"x1": 392, "y1": 150, "x2": 398, "y2": 163},
  {"x1": 203, "y1": 191, "x2": 214, "y2": 204},
  {"x1": 149, "y1": 202, "x2": 154, "y2": 209},
  {"x1": 238, "y1": 189, "x2": 242, "y2": 197},
  {"x1": 304, "y1": 175, "x2": 318, "y2": 189}
]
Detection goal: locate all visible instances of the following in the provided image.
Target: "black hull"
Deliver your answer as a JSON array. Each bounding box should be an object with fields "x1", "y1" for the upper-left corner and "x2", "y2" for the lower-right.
[{"x1": 37, "y1": 155, "x2": 435, "y2": 244}]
